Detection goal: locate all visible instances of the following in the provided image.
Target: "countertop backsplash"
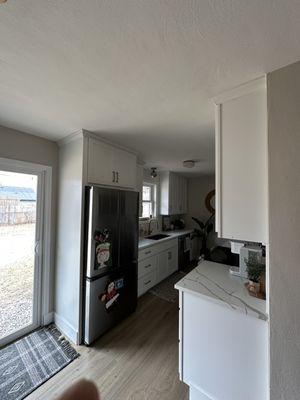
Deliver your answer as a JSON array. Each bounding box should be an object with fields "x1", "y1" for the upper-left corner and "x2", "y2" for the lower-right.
[{"x1": 139, "y1": 217, "x2": 161, "y2": 238}]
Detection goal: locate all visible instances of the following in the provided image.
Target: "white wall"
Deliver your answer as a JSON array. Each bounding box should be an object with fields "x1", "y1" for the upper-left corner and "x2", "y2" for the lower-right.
[
  {"x1": 55, "y1": 138, "x2": 84, "y2": 343},
  {"x1": 0, "y1": 125, "x2": 58, "y2": 312},
  {"x1": 186, "y1": 175, "x2": 215, "y2": 259},
  {"x1": 186, "y1": 175, "x2": 215, "y2": 227},
  {"x1": 267, "y1": 61, "x2": 300, "y2": 400}
]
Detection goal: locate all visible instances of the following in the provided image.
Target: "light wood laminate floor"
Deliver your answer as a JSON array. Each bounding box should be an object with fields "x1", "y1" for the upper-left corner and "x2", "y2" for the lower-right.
[{"x1": 28, "y1": 293, "x2": 189, "y2": 400}]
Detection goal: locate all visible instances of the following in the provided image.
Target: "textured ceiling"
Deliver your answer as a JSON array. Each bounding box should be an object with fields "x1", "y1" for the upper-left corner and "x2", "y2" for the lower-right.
[{"x1": 0, "y1": 1, "x2": 300, "y2": 175}]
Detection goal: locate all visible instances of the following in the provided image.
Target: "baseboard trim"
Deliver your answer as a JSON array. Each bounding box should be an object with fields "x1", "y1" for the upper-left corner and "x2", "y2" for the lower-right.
[
  {"x1": 54, "y1": 313, "x2": 79, "y2": 345},
  {"x1": 189, "y1": 385, "x2": 215, "y2": 400}
]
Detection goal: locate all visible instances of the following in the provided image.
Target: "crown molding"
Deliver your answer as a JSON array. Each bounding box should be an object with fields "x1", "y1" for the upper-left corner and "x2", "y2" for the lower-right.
[
  {"x1": 212, "y1": 76, "x2": 266, "y2": 105},
  {"x1": 57, "y1": 129, "x2": 84, "y2": 147},
  {"x1": 58, "y1": 128, "x2": 139, "y2": 157}
]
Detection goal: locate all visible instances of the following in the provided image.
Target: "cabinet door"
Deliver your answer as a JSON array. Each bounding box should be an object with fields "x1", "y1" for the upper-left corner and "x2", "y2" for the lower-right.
[
  {"x1": 167, "y1": 246, "x2": 178, "y2": 275},
  {"x1": 178, "y1": 176, "x2": 185, "y2": 214},
  {"x1": 138, "y1": 270, "x2": 157, "y2": 297},
  {"x1": 113, "y1": 148, "x2": 137, "y2": 189},
  {"x1": 215, "y1": 78, "x2": 267, "y2": 243},
  {"x1": 169, "y1": 173, "x2": 179, "y2": 215},
  {"x1": 182, "y1": 178, "x2": 188, "y2": 214},
  {"x1": 88, "y1": 138, "x2": 115, "y2": 185},
  {"x1": 136, "y1": 165, "x2": 144, "y2": 217},
  {"x1": 157, "y1": 251, "x2": 169, "y2": 283}
]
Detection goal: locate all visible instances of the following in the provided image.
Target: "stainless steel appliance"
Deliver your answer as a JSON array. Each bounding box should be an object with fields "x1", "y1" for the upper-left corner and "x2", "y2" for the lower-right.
[
  {"x1": 178, "y1": 233, "x2": 191, "y2": 270},
  {"x1": 83, "y1": 186, "x2": 139, "y2": 345}
]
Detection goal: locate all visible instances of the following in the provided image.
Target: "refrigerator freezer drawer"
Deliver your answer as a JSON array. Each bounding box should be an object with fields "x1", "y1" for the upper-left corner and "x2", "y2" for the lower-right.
[{"x1": 84, "y1": 268, "x2": 137, "y2": 345}]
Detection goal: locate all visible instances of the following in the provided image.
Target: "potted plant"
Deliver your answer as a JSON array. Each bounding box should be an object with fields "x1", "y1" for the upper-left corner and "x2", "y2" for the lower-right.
[
  {"x1": 245, "y1": 259, "x2": 265, "y2": 295},
  {"x1": 191, "y1": 214, "x2": 214, "y2": 260}
]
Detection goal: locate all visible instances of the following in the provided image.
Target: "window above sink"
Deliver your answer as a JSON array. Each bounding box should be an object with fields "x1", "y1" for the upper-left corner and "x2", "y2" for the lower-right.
[{"x1": 141, "y1": 183, "x2": 157, "y2": 219}]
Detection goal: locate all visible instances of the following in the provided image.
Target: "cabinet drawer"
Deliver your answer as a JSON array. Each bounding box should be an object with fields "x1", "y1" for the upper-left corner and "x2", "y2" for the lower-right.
[
  {"x1": 139, "y1": 238, "x2": 178, "y2": 260},
  {"x1": 138, "y1": 246, "x2": 155, "y2": 260},
  {"x1": 138, "y1": 270, "x2": 156, "y2": 297},
  {"x1": 138, "y1": 255, "x2": 157, "y2": 278},
  {"x1": 159, "y1": 238, "x2": 178, "y2": 253}
]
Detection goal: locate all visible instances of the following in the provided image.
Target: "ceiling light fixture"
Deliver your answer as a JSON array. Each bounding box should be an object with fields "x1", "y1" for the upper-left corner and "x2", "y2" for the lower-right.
[
  {"x1": 150, "y1": 167, "x2": 157, "y2": 178},
  {"x1": 183, "y1": 160, "x2": 196, "y2": 168}
]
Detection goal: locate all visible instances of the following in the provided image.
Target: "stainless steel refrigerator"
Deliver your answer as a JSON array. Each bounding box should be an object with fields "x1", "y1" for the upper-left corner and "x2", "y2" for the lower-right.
[{"x1": 83, "y1": 186, "x2": 139, "y2": 345}]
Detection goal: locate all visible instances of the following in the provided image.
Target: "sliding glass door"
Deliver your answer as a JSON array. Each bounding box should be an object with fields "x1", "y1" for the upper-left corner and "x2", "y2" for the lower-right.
[{"x1": 0, "y1": 168, "x2": 44, "y2": 347}]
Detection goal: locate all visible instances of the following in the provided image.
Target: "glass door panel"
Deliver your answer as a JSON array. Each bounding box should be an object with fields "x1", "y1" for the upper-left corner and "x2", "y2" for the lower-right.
[{"x1": 0, "y1": 170, "x2": 40, "y2": 344}]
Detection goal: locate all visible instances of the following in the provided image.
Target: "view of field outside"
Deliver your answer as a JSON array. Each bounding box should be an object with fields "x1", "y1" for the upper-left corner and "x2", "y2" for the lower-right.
[{"x1": 0, "y1": 171, "x2": 37, "y2": 341}]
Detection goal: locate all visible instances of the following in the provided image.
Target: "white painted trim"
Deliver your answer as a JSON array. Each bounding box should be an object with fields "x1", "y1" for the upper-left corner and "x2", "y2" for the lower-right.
[
  {"x1": 41, "y1": 168, "x2": 53, "y2": 324},
  {"x1": 189, "y1": 384, "x2": 215, "y2": 400},
  {"x1": 58, "y1": 128, "x2": 138, "y2": 156},
  {"x1": 54, "y1": 313, "x2": 79, "y2": 345},
  {"x1": 0, "y1": 157, "x2": 53, "y2": 332},
  {"x1": 214, "y1": 104, "x2": 222, "y2": 237},
  {"x1": 213, "y1": 76, "x2": 266, "y2": 105},
  {"x1": 0, "y1": 157, "x2": 51, "y2": 174},
  {"x1": 43, "y1": 312, "x2": 54, "y2": 325},
  {"x1": 0, "y1": 323, "x2": 38, "y2": 348},
  {"x1": 178, "y1": 290, "x2": 184, "y2": 380},
  {"x1": 82, "y1": 129, "x2": 138, "y2": 156},
  {"x1": 33, "y1": 170, "x2": 44, "y2": 329},
  {"x1": 57, "y1": 129, "x2": 84, "y2": 147}
]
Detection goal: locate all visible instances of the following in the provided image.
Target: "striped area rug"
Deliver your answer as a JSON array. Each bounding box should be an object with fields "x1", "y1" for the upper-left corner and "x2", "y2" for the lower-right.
[
  {"x1": 150, "y1": 271, "x2": 186, "y2": 302},
  {"x1": 0, "y1": 325, "x2": 79, "y2": 400}
]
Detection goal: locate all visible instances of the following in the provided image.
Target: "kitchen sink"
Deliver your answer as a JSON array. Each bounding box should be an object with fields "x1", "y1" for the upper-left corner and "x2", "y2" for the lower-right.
[{"x1": 146, "y1": 233, "x2": 170, "y2": 240}]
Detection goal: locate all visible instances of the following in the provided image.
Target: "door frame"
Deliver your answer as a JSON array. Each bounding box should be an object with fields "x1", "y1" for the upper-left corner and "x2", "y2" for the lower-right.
[{"x1": 0, "y1": 157, "x2": 52, "y2": 347}]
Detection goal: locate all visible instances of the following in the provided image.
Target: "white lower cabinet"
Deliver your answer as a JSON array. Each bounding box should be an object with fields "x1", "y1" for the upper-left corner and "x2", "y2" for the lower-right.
[
  {"x1": 157, "y1": 251, "x2": 169, "y2": 282},
  {"x1": 138, "y1": 270, "x2": 157, "y2": 297},
  {"x1": 167, "y1": 246, "x2": 178, "y2": 275},
  {"x1": 138, "y1": 255, "x2": 157, "y2": 277},
  {"x1": 178, "y1": 291, "x2": 268, "y2": 400},
  {"x1": 138, "y1": 239, "x2": 178, "y2": 297}
]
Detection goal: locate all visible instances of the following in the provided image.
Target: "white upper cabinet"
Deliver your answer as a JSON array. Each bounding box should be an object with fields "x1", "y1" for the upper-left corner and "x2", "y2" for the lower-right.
[
  {"x1": 136, "y1": 164, "x2": 144, "y2": 217},
  {"x1": 214, "y1": 77, "x2": 268, "y2": 243},
  {"x1": 113, "y1": 147, "x2": 137, "y2": 189},
  {"x1": 160, "y1": 171, "x2": 188, "y2": 215},
  {"x1": 88, "y1": 138, "x2": 115, "y2": 186},
  {"x1": 87, "y1": 137, "x2": 137, "y2": 189}
]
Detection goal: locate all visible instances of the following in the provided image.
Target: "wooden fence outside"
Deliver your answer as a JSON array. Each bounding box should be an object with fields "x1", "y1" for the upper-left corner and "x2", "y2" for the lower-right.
[{"x1": 0, "y1": 199, "x2": 36, "y2": 225}]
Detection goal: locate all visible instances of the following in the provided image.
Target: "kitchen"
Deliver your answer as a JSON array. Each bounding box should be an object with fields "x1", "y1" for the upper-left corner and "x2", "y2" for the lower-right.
[
  {"x1": 0, "y1": 2, "x2": 299, "y2": 400},
  {"x1": 53, "y1": 76, "x2": 268, "y2": 400}
]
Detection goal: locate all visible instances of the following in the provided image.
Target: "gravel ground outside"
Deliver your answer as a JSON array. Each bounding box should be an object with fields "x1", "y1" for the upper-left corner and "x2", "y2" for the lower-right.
[{"x1": 0, "y1": 224, "x2": 35, "y2": 340}]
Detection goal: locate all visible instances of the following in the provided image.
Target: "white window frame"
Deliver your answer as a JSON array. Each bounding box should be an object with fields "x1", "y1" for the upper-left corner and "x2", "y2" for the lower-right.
[
  {"x1": 0, "y1": 157, "x2": 52, "y2": 347},
  {"x1": 141, "y1": 182, "x2": 157, "y2": 219}
]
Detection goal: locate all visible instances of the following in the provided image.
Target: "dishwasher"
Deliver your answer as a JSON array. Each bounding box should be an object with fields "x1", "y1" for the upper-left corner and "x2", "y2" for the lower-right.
[{"x1": 178, "y1": 233, "x2": 191, "y2": 270}]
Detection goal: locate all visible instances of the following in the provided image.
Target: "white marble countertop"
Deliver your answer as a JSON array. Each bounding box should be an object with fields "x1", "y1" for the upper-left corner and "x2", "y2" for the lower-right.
[
  {"x1": 175, "y1": 260, "x2": 267, "y2": 321},
  {"x1": 138, "y1": 229, "x2": 193, "y2": 249}
]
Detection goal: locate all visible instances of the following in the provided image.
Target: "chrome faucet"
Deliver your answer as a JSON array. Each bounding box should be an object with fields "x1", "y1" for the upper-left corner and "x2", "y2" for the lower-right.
[{"x1": 148, "y1": 218, "x2": 159, "y2": 236}]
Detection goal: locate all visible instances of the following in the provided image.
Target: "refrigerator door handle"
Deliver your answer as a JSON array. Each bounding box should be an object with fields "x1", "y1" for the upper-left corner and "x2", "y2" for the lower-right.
[{"x1": 86, "y1": 187, "x2": 94, "y2": 278}]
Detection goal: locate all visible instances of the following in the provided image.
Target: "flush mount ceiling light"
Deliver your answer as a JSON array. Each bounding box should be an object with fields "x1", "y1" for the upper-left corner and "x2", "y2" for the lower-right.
[
  {"x1": 150, "y1": 167, "x2": 157, "y2": 178},
  {"x1": 183, "y1": 160, "x2": 196, "y2": 168}
]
